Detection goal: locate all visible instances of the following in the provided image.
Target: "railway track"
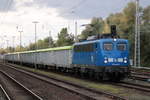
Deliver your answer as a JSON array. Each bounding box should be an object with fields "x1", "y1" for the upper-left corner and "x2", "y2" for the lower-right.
[
  {"x1": 132, "y1": 72, "x2": 150, "y2": 76},
  {"x1": 131, "y1": 68, "x2": 150, "y2": 77},
  {"x1": 0, "y1": 70, "x2": 43, "y2": 100},
  {"x1": 115, "y1": 82, "x2": 150, "y2": 93},
  {"x1": 131, "y1": 72, "x2": 150, "y2": 82},
  {"x1": 0, "y1": 63, "x2": 126, "y2": 100},
  {"x1": 131, "y1": 74, "x2": 150, "y2": 82},
  {"x1": 0, "y1": 85, "x2": 11, "y2": 100}
]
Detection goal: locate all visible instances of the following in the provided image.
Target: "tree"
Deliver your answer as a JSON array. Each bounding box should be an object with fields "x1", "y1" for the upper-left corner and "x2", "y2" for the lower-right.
[
  {"x1": 26, "y1": 35, "x2": 55, "y2": 50},
  {"x1": 80, "y1": 17, "x2": 104, "y2": 39},
  {"x1": 105, "y1": 2, "x2": 137, "y2": 60},
  {"x1": 28, "y1": 43, "x2": 36, "y2": 50},
  {"x1": 106, "y1": 13, "x2": 124, "y2": 34},
  {"x1": 56, "y1": 28, "x2": 74, "y2": 46},
  {"x1": 43, "y1": 36, "x2": 54, "y2": 48},
  {"x1": 140, "y1": 6, "x2": 150, "y2": 66},
  {"x1": 0, "y1": 48, "x2": 7, "y2": 54},
  {"x1": 105, "y1": 2, "x2": 150, "y2": 67}
]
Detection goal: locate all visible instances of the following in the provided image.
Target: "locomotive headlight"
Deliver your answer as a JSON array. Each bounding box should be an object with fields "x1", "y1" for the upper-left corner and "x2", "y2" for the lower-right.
[
  {"x1": 114, "y1": 38, "x2": 117, "y2": 41},
  {"x1": 124, "y1": 60, "x2": 127, "y2": 63},
  {"x1": 104, "y1": 57, "x2": 108, "y2": 63},
  {"x1": 104, "y1": 60, "x2": 108, "y2": 63},
  {"x1": 124, "y1": 57, "x2": 127, "y2": 63}
]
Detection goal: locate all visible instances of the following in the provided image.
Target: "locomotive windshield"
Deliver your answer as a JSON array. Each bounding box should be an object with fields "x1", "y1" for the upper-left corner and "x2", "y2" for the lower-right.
[
  {"x1": 103, "y1": 43, "x2": 113, "y2": 51},
  {"x1": 117, "y1": 43, "x2": 126, "y2": 51}
]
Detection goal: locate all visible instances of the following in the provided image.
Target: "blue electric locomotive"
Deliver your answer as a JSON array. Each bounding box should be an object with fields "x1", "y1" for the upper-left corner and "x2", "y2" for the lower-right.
[
  {"x1": 3, "y1": 25, "x2": 130, "y2": 81},
  {"x1": 72, "y1": 26, "x2": 130, "y2": 80}
]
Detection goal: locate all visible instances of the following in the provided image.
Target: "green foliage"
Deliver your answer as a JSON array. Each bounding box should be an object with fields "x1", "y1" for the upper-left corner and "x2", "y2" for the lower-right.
[
  {"x1": 80, "y1": 2, "x2": 150, "y2": 67},
  {"x1": 105, "y1": 2, "x2": 137, "y2": 59},
  {"x1": 27, "y1": 35, "x2": 54, "y2": 50},
  {"x1": 80, "y1": 17, "x2": 104, "y2": 39},
  {"x1": 56, "y1": 28, "x2": 74, "y2": 46},
  {"x1": 0, "y1": 48, "x2": 7, "y2": 54},
  {"x1": 142, "y1": 5, "x2": 150, "y2": 25},
  {"x1": 140, "y1": 6, "x2": 150, "y2": 66}
]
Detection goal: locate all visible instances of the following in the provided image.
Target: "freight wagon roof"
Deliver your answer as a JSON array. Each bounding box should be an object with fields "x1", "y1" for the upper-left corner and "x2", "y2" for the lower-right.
[{"x1": 7, "y1": 46, "x2": 72, "y2": 55}]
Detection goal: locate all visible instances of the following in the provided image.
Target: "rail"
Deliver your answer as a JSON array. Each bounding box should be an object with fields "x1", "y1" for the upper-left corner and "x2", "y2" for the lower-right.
[
  {"x1": 0, "y1": 70, "x2": 43, "y2": 100},
  {"x1": 0, "y1": 85, "x2": 11, "y2": 100}
]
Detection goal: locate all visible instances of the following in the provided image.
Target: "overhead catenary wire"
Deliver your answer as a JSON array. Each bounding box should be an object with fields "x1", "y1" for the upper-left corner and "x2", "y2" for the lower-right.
[{"x1": 61, "y1": 0, "x2": 87, "y2": 17}]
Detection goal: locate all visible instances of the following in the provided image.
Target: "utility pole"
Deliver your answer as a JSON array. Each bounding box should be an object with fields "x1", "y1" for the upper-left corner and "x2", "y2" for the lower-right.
[
  {"x1": 12, "y1": 36, "x2": 15, "y2": 64},
  {"x1": 75, "y1": 21, "x2": 78, "y2": 42},
  {"x1": 32, "y1": 21, "x2": 39, "y2": 69},
  {"x1": 6, "y1": 40, "x2": 9, "y2": 51},
  {"x1": 17, "y1": 26, "x2": 23, "y2": 65},
  {"x1": 32, "y1": 21, "x2": 39, "y2": 50},
  {"x1": 49, "y1": 31, "x2": 51, "y2": 47},
  {"x1": 134, "y1": 0, "x2": 140, "y2": 67},
  {"x1": 18, "y1": 30, "x2": 23, "y2": 51},
  {"x1": 29, "y1": 40, "x2": 31, "y2": 50},
  {"x1": 12, "y1": 36, "x2": 15, "y2": 52},
  {"x1": 16, "y1": 25, "x2": 23, "y2": 51}
]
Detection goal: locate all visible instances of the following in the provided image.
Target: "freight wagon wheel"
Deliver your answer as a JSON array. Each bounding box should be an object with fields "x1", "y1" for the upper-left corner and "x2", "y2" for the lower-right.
[
  {"x1": 80, "y1": 72, "x2": 88, "y2": 79},
  {"x1": 80, "y1": 72, "x2": 85, "y2": 78},
  {"x1": 109, "y1": 76, "x2": 121, "y2": 82},
  {"x1": 89, "y1": 71, "x2": 95, "y2": 79}
]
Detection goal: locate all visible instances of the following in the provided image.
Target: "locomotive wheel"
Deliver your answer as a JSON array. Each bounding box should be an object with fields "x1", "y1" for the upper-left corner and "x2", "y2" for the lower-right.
[{"x1": 94, "y1": 73, "x2": 100, "y2": 80}]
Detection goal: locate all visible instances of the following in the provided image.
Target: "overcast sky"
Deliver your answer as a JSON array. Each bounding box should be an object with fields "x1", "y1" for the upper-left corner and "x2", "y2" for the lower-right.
[{"x1": 0, "y1": 0, "x2": 149, "y2": 48}]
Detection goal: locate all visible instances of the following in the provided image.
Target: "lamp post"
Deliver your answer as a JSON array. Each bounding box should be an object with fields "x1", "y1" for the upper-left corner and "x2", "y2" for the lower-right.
[
  {"x1": 12, "y1": 36, "x2": 15, "y2": 64},
  {"x1": 49, "y1": 31, "x2": 51, "y2": 47},
  {"x1": 75, "y1": 21, "x2": 78, "y2": 42},
  {"x1": 32, "y1": 21, "x2": 39, "y2": 50},
  {"x1": 18, "y1": 30, "x2": 23, "y2": 51},
  {"x1": 70, "y1": 11, "x2": 78, "y2": 42},
  {"x1": 6, "y1": 40, "x2": 9, "y2": 52},
  {"x1": 16, "y1": 25, "x2": 23, "y2": 51},
  {"x1": 32, "y1": 21, "x2": 39, "y2": 69},
  {"x1": 12, "y1": 36, "x2": 15, "y2": 52},
  {"x1": 16, "y1": 26, "x2": 23, "y2": 65}
]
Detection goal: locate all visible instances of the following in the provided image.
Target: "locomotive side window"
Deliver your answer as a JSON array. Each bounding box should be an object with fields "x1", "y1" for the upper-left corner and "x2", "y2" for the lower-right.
[
  {"x1": 74, "y1": 43, "x2": 95, "y2": 52},
  {"x1": 103, "y1": 43, "x2": 113, "y2": 51},
  {"x1": 117, "y1": 43, "x2": 126, "y2": 51}
]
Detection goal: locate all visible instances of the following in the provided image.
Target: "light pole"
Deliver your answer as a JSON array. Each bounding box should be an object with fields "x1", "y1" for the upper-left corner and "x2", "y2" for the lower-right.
[
  {"x1": 17, "y1": 26, "x2": 23, "y2": 65},
  {"x1": 6, "y1": 40, "x2": 9, "y2": 52},
  {"x1": 16, "y1": 26, "x2": 23, "y2": 51},
  {"x1": 18, "y1": 30, "x2": 23, "y2": 51},
  {"x1": 12, "y1": 36, "x2": 15, "y2": 64},
  {"x1": 32, "y1": 21, "x2": 39, "y2": 50},
  {"x1": 32, "y1": 21, "x2": 39, "y2": 69},
  {"x1": 49, "y1": 31, "x2": 51, "y2": 47},
  {"x1": 70, "y1": 11, "x2": 78, "y2": 42},
  {"x1": 12, "y1": 36, "x2": 15, "y2": 52},
  {"x1": 75, "y1": 21, "x2": 78, "y2": 42}
]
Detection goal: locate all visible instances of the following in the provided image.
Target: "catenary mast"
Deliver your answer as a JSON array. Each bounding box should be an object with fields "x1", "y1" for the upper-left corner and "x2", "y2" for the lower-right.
[{"x1": 134, "y1": 0, "x2": 140, "y2": 67}]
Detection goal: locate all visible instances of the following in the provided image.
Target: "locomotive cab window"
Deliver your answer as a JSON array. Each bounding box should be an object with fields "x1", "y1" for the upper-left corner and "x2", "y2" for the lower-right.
[
  {"x1": 117, "y1": 43, "x2": 126, "y2": 51},
  {"x1": 103, "y1": 42, "x2": 113, "y2": 51},
  {"x1": 74, "y1": 43, "x2": 95, "y2": 52}
]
